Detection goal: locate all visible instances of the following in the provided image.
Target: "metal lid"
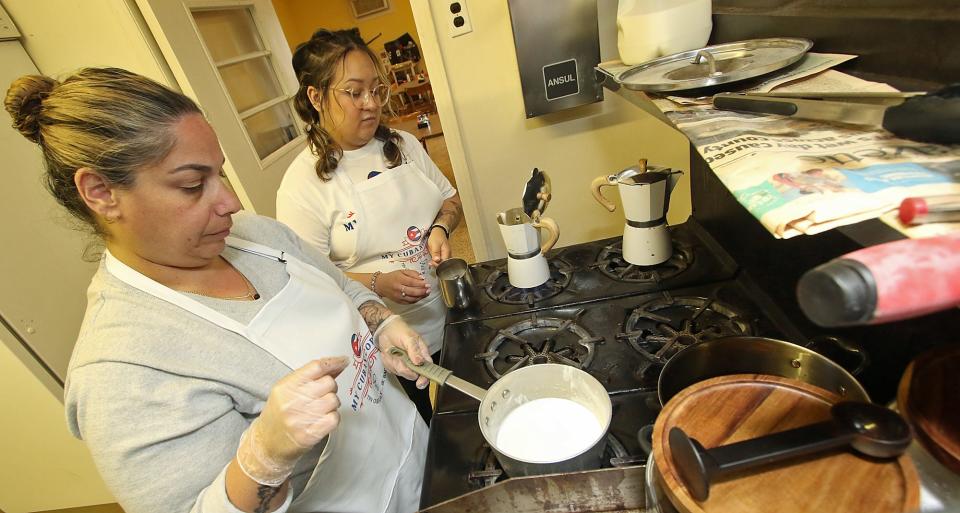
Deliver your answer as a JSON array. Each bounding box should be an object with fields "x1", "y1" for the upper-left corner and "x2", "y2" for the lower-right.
[{"x1": 617, "y1": 38, "x2": 813, "y2": 92}]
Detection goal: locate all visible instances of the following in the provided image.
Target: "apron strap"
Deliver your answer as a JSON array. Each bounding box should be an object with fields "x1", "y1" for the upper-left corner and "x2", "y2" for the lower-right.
[
  {"x1": 226, "y1": 236, "x2": 287, "y2": 263},
  {"x1": 103, "y1": 240, "x2": 282, "y2": 338}
]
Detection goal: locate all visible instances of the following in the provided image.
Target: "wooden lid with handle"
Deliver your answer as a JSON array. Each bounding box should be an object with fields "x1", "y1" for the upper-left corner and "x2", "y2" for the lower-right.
[
  {"x1": 897, "y1": 345, "x2": 960, "y2": 474},
  {"x1": 653, "y1": 374, "x2": 920, "y2": 513}
]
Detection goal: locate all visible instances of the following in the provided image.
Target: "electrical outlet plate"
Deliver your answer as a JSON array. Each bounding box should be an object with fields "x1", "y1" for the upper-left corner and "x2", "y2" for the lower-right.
[{"x1": 449, "y1": 1, "x2": 473, "y2": 38}]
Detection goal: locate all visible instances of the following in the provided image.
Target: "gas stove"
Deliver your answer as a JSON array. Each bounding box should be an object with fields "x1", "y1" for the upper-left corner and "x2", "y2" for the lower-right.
[
  {"x1": 446, "y1": 218, "x2": 737, "y2": 324},
  {"x1": 434, "y1": 276, "x2": 804, "y2": 414},
  {"x1": 419, "y1": 217, "x2": 816, "y2": 509}
]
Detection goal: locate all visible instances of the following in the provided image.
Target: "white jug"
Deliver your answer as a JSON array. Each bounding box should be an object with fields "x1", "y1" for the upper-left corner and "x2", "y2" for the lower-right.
[{"x1": 617, "y1": 0, "x2": 713, "y2": 65}]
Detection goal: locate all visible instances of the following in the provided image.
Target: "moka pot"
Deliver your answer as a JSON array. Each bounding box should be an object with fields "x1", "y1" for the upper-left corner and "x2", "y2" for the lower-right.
[
  {"x1": 591, "y1": 163, "x2": 682, "y2": 266},
  {"x1": 497, "y1": 208, "x2": 560, "y2": 288}
]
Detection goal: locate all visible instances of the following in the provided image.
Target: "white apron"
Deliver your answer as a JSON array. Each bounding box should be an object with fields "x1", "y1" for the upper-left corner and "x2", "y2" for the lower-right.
[
  {"x1": 335, "y1": 158, "x2": 447, "y2": 354},
  {"x1": 104, "y1": 238, "x2": 427, "y2": 513}
]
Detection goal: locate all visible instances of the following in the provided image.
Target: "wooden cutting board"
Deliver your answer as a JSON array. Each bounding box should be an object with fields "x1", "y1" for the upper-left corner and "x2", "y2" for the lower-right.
[
  {"x1": 652, "y1": 374, "x2": 920, "y2": 513},
  {"x1": 898, "y1": 345, "x2": 960, "y2": 474}
]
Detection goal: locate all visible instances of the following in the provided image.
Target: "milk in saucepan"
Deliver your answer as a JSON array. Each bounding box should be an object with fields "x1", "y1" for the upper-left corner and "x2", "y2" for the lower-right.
[{"x1": 495, "y1": 398, "x2": 604, "y2": 462}]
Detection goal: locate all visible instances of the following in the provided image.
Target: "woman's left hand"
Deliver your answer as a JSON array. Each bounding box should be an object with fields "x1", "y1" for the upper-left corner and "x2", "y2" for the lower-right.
[
  {"x1": 375, "y1": 316, "x2": 432, "y2": 389},
  {"x1": 427, "y1": 228, "x2": 450, "y2": 268}
]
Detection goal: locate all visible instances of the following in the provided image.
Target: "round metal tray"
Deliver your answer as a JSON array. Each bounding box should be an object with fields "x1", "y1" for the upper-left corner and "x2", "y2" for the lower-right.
[{"x1": 617, "y1": 38, "x2": 813, "y2": 92}]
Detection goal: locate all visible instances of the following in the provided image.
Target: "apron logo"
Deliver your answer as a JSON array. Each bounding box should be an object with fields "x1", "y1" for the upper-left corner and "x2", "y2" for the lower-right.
[
  {"x1": 406, "y1": 226, "x2": 422, "y2": 242},
  {"x1": 348, "y1": 330, "x2": 384, "y2": 411},
  {"x1": 343, "y1": 213, "x2": 359, "y2": 232}
]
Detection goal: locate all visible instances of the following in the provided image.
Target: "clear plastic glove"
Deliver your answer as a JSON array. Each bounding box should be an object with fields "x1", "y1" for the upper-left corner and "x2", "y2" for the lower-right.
[
  {"x1": 236, "y1": 356, "x2": 349, "y2": 486},
  {"x1": 378, "y1": 269, "x2": 430, "y2": 304},
  {"x1": 374, "y1": 315, "x2": 432, "y2": 389}
]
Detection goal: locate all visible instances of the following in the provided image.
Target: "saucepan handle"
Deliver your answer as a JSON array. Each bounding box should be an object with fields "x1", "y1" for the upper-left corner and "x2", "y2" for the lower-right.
[
  {"x1": 387, "y1": 347, "x2": 487, "y2": 401},
  {"x1": 388, "y1": 346, "x2": 452, "y2": 384}
]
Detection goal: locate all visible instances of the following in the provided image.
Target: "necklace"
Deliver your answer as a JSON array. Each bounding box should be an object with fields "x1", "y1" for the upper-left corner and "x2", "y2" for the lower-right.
[{"x1": 185, "y1": 270, "x2": 260, "y2": 301}]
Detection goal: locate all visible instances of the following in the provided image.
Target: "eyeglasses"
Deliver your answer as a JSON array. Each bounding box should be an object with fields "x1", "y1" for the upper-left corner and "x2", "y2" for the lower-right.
[{"x1": 333, "y1": 84, "x2": 390, "y2": 108}]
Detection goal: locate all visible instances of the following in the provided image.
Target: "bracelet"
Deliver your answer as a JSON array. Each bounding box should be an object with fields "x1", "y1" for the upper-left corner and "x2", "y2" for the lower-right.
[
  {"x1": 429, "y1": 224, "x2": 449, "y2": 239},
  {"x1": 370, "y1": 271, "x2": 383, "y2": 297}
]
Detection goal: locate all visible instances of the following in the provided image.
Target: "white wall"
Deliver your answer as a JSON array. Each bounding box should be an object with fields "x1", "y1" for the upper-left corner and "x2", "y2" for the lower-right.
[{"x1": 410, "y1": 0, "x2": 691, "y2": 261}]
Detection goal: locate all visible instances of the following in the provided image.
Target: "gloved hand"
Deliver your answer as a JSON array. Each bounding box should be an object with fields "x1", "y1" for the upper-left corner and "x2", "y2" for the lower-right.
[
  {"x1": 236, "y1": 356, "x2": 349, "y2": 486},
  {"x1": 374, "y1": 315, "x2": 432, "y2": 389}
]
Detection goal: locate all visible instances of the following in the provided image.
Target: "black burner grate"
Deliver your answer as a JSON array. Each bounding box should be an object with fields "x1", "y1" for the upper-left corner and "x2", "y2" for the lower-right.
[
  {"x1": 474, "y1": 310, "x2": 604, "y2": 380},
  {"x1": 617, "y1": 290, "x2": 757, "y2": 380},
  {"x1": 594, "y1": 240, "x2": 694, "y2": 283},
  {"x1": 478, "y1": 257, "x2": 574, "y2": 306}
]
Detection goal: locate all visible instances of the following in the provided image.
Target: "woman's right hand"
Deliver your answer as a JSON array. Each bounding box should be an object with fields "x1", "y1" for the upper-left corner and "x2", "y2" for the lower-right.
[
  {"x1": 236, "y1": 356, "x2": 349, "y2": 486},
  {"x1": 377, "y1": 269, "x2": 430, "y2": 304}
]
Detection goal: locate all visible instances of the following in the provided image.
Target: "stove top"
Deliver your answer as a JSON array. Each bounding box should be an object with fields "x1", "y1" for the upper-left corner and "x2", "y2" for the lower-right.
[
  {"x1": 420, "y1": 390, "x2": 660, "y2": 509},
  {"x1": 435, "y1": 275, "x2": 804, "y2": 414},
  {"x1": 447, "y1": 218, "x2": 737, "y2": 324}
]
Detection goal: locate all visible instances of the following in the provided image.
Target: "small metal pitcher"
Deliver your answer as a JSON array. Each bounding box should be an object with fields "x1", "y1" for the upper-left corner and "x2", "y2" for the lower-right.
[{"x1": 437, "y1": 258, "x2": 478, "y2": 310}]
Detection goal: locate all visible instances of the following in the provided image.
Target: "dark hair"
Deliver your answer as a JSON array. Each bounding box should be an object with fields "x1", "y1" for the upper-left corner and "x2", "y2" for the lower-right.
[
  {"x1": 292, "y1": 28, "x2": 402, "y2": 181},
  {"x1": 4, "y1": 67, "x2": 202, "y2": 235}
]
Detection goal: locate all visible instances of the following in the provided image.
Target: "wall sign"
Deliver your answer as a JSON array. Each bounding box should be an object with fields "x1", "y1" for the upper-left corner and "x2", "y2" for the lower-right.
[{"x1": 542, "y1": 58, "x2": 579, "y2": 101}]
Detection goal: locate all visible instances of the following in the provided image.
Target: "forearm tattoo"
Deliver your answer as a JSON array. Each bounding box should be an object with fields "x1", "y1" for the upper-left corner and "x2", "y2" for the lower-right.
[
  {"x1": 255, "y1": 485, "x2": 281, "y2": 513},
  {"x1": 359, "y1": 300, "x2": 393, "y2": 334},
  {"x1": 433, "y1": 197, "x2": 462, "y2": 233}
]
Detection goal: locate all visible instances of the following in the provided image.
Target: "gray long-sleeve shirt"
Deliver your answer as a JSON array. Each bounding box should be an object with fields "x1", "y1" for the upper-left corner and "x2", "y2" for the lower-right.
[{"x1": 64, "y1": 212, "x2": 384, "y2": 513}]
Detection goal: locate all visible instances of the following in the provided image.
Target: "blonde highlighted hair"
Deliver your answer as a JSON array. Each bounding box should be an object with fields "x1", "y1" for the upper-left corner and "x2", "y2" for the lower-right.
[{"x1": 4, "y1": 67, "x2": 201, "y2": 235}]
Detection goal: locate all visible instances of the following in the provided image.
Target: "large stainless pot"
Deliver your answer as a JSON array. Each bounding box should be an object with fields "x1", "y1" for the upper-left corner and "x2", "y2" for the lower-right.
[
  {"x1": 658, "y1": 336, "x2": 870, "y2": 405},
  {"x1": 389, "y1": 348, "x2": 612, "y2": 477},
  {"x1": 637, "y1": 336, "x2": 869, "y2": 456}
]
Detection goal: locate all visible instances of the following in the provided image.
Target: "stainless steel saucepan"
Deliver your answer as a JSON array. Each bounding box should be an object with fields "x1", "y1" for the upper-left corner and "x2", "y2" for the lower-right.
[{"x1": 389, "y1": 347, "x2": 612, "y2": 477}]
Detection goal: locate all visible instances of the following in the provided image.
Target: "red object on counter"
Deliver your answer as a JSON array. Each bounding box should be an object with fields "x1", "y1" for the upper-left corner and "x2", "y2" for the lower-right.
[
  {"x1": 797, "y1": 231, "x2": 960, "y2": 327},
  {"x1": 898, "y1": 195, "x2": 960, "y2": 225},
  {"x1": 898, "y1": 197, "x2": 928, "y2": 224}
]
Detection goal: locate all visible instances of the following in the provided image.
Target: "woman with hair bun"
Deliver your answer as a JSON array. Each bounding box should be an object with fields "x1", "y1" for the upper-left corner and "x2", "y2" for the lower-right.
[
  {"x1": 5, "y1": 67, "x2": 431, "y2": 513},
  {"x1": 277, "y1": 30, "x2": 463, "y2": 423}
]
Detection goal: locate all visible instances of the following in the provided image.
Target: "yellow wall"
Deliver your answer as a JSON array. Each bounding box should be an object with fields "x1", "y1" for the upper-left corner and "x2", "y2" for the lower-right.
[
  {"x1": 409, "y1": 1, "x2": 691, "y2": 260},
  {"x1": 0, "y1": 0, "x2": 175, "y2": 510},
  {"x1": 1, "y1": 328, "x2": 115, "y2": 512},
  {"x1": 273, "y1": 0, "x2": 421, "y2": 52}
]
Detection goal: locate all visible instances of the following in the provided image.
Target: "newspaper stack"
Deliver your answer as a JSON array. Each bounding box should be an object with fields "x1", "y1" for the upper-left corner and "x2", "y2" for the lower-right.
[{"x1": 652, "y1": 69, "x2": 960, "y2": 239}]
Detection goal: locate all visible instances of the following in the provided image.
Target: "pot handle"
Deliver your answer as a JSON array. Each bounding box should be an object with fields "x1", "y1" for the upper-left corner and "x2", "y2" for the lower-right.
[
  {"x1": 388, "y1": 347, "x2": 488, "y2": 401},
  {"x1": 804, "y1": 335, "x2": 870, "y2": 377},
  {"x1": 637, "y1": 424, "x2": 654, "y2": 456},
  {"x1": 534, "y1": 216, "x2": 560, "y2": 253},
  {"x1": 590, "y1": 175, "x2": 618, "y2": 212}
]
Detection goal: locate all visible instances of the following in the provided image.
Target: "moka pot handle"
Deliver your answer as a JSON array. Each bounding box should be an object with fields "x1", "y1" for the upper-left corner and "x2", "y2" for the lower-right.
[
  {"x1": 534, "y1": 216, "x2": 560, "y2": 253},
  {"x1": 590, "y1": 175, "x2": 618, "y2": 212}
]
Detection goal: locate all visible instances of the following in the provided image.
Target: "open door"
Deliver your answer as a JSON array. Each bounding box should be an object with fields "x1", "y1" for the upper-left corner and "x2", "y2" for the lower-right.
[{"x1": 135, "y1": 0, "x2": 304, "y2": 216}]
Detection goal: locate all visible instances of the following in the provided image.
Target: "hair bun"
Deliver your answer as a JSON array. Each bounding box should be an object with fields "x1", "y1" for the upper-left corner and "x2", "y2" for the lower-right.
[{"x1": 4, "y1": 74, "x2": 58, "y2": 143}]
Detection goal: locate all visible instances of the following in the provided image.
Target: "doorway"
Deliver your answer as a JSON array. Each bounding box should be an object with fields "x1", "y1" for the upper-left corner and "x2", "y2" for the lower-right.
[{"x1": 271, "y1": 0, "x2": 476, "y2": 262}]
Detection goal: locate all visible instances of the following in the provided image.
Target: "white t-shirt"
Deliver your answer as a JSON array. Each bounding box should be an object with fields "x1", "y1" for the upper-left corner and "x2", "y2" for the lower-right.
[{"x1": 276, "y1": 130, "x2": 456, "y2": 269}]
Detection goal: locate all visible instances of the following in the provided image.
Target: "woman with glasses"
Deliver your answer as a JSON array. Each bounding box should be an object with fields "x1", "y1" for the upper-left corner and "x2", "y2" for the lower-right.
[{"x1": 277, "y1": 29, "x2": 463, "y2": 423}]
